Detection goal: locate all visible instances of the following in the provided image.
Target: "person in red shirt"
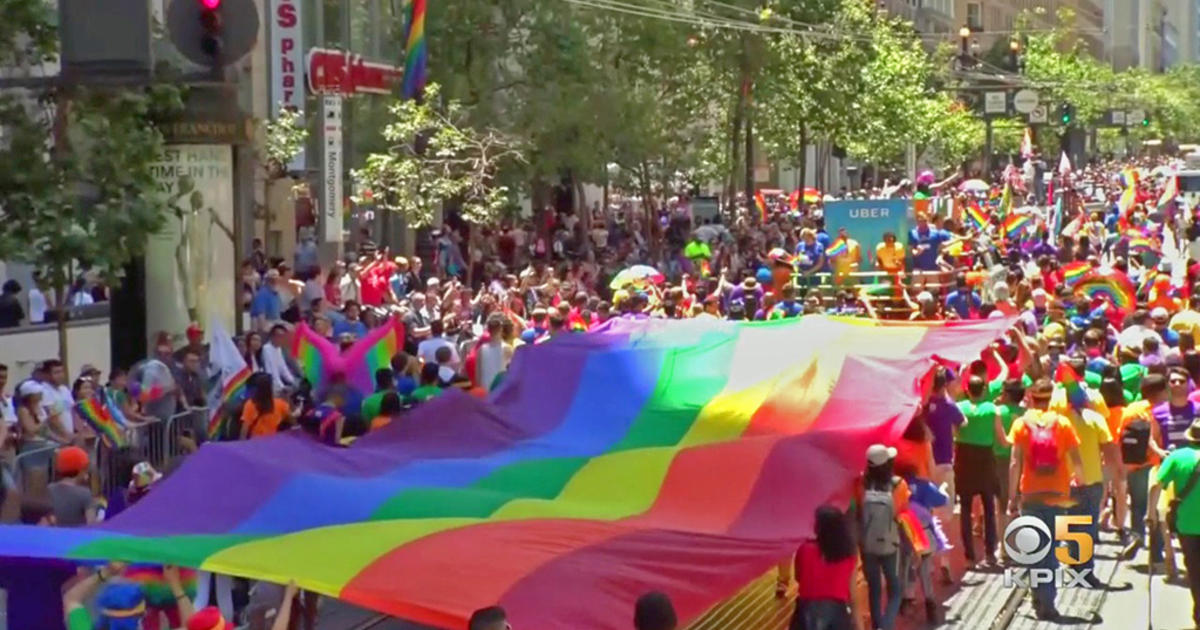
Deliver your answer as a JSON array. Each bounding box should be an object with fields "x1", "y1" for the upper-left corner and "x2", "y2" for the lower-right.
[
  {"x1": 359, "y1": 253, "x2": 397, "y2": 307},
  {"x1": 789, "y1": 504, "x2": 863, "y2": 630}
]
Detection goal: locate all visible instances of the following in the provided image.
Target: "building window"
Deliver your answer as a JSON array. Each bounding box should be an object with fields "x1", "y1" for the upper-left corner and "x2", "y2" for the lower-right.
[{"x1": 966, "y1": 2, "x2": 982, "y2": 30}]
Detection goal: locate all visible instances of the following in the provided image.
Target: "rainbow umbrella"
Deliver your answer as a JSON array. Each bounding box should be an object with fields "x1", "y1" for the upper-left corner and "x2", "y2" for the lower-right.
[
  {"x1": 609, "y1": 265, "x2": 664, "y2": 290},
  {"x1": 1074, "y1": 268, "x2": 1137, "y2": 314}
]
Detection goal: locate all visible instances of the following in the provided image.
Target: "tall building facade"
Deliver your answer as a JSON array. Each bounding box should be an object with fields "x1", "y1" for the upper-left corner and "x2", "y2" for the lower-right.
[{"x1": 1107, "y1": 0, "x2": 1168, "y2": 69}]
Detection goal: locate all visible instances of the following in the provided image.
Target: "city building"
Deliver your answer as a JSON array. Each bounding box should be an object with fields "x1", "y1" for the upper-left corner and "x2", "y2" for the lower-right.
[
  {"x1": 1107, "y1": 0, "x2": 1169, "y2": 70},
  {"x1": 1161, "y1": 0, "x2": 1200, "y2": 64}
]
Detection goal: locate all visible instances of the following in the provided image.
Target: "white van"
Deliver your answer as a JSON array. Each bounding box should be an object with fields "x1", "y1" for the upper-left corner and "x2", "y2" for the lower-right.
[{"x1": 1179, "y1": 153, "x2": 1200, "y2": 207}]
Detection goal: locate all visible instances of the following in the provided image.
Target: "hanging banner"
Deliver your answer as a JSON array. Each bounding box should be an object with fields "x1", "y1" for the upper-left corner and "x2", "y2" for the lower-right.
[
  {"x1": 322, "y1": 95, "x2": 344, "y2": 244},
  {"x1": 270, "y1": 0, "x2": 305, "y2": 171},
  {"x1": 822, "y1": 199, "x2": 911, "y2": 273},
  {"x1": 146, "y1": 145, "x2": 237, "y2": 348}
]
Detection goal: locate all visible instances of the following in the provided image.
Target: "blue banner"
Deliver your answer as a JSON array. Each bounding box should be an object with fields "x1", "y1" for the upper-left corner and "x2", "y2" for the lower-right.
[{"x1": 822, "y1": 199, "x2": 912, "y2": 272}]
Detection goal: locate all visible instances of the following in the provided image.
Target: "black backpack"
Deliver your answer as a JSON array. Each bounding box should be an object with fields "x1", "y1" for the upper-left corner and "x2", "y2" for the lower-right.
[{"x1": 1121, "y1": 418, "x2": 1152, "y2": 466}]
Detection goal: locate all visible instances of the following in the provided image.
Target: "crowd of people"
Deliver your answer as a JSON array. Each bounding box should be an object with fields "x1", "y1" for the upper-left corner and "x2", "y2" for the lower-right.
[{"x1": 6, "y1": 151, "x2": 1200, "y2": 629}]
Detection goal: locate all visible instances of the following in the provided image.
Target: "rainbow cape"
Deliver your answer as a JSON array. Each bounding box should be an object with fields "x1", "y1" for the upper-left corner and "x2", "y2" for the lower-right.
[
  {"x1": 292, "y1": 317, "x2": 405, "y2": 394},
  {"x1": 0, "y1": 316, "x2": 1009, "y2": 630},
  {"x1": 1074, "y1": 269, "x2": 1137, "y2": 314},
  {"x1": 122, "y1": 565, "x2": 197, "y2": 608},
  {"x1": 76, "y1": 394, "x2": 127, "y2": 448}
]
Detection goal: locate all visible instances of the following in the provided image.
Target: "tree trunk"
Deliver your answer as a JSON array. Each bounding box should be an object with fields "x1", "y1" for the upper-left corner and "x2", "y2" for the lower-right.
[
  {"x1": 54, "y1": 281, "x2": 69, "y2": 370},
  {"x1": 797, "y1": 126, "x2": 808, "y2": 213},
  {"x1": 573, "y1": 172, "x2": 589, "y2": 257},
  {"x1": 743, "y1": 84, "x2": 755, "y2": 208},
  {"x1": 727, "y1": 87, "x2": 744, "y2": 206},
  {"x1": 638, "y1": 161, "x2": 656, "y2": 259}
]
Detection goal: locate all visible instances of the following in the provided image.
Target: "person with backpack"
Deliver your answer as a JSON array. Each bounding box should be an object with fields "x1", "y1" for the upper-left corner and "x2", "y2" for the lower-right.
[
  {"x1": 1049, "y1": 362, "x2": 1119, "y2": 588},
  {"x1": 1120, "y1": 374, "x2": 1169, "y2": 563},
  {"x1": 857, "y1": 444, "x2": 910, "y2": 630},
  {"x1": 1148, "y1": 418, "x2": 1200, "y2": 629},
  {"x1": 1006, "y1": 377, "x2": 1084, "y2": 621}
]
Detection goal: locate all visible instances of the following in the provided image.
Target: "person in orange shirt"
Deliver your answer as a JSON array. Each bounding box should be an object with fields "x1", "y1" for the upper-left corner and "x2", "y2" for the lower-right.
[
  {"x1": 1120, "y1": 374, "x2": 1170, "y2": 562},
  {"x1": 875, "y1": 232, "x2": 907, "y2": 298},
  {"x1": 1006, "y1": 378, "x2": 1083, "y2": 621},
  {"x1": 239, "y1": 373, "x2": 291, "y2": 440}
]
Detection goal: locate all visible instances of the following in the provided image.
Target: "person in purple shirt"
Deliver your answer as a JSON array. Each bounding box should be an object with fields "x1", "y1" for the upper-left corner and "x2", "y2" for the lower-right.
[
  {"x1": 726, "y1": 276, "x2": 764, "y2": 311},
  {"x1": 1153, "y1": 367, "x2": 1197, "y2": 448},
  {"x1": 922, "y1": 366, "x2": 963, "y2": 582}
]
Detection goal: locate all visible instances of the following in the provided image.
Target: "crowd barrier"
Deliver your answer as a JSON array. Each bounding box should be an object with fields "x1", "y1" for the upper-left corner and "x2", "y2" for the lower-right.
[
  {"x1": 8, "y1": 407, "x2": 210, "y2": 502},
  {"x1": 791, "y1": 269, "x2": 955, "y2": 318}
]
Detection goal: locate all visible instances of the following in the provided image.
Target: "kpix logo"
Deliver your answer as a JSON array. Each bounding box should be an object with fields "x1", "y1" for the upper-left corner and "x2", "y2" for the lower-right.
[{"x1": 1002, "y1": 515, "x2": 1093, "y2": 589}]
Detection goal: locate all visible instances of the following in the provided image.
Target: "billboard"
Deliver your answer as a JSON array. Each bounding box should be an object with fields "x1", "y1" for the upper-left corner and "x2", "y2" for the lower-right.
[{"x1": 822, "y1": 199, "x2": 912, "y2": 272}]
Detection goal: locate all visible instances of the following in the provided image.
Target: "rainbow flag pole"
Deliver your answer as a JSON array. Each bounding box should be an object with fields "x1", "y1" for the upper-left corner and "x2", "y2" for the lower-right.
[{"x1": 401, "y1": 0, "x2": 427, "y2": 101}]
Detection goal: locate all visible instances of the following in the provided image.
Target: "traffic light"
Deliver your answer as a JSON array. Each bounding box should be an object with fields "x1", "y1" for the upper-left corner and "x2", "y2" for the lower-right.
[
  {"x1": 1059, "y1": 103, "x2": 1074, "y2": 125},
  {"x1": 167, "y1": 0, "x2": 258, "y2": 68},
  {"x1": 1142, "y1": 114, "x2": 1151, "y2": 126},
  {"x1": 199, "y1": 0, "x2": 222, "y2": 60}
]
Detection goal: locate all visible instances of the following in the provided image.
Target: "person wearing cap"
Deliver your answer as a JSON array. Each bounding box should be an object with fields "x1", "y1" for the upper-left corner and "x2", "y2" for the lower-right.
[
  {"x1": 907, "y1": 290, "x2": 939, "y2": 321},
  {"x1": 944, "y1": 273, "x2": 981, "y2": 320},
  {"x1": 48, "y1": 446, "x2": 100, "y2": 526},
  {"x1": 468, "y1": 605, "x2": 511, "y2": 630},
  {"x1": 857, "y1": 443, "x2": 909, "y2": 630},
  {"x1": 1148, "y1": 417, "x2": 1200, "y2": 627},
  {"x1": 1169, "y1": 290, "x2": 1200, "y2": 347},
  {"x1": 1150, "y1": 306, "x2": 1181, "y2": 348},
  {"x1": 1006, "y1": 377, "x2": 1083, "y2": 620}
]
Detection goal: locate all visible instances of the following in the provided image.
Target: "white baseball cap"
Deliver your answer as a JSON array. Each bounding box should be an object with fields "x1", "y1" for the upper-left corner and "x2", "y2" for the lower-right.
[{"x1": 866, "y1": 444, "x2": 897, "y2": 466}]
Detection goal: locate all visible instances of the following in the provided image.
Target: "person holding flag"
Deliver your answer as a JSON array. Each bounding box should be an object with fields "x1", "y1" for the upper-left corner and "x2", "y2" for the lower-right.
[{"x1": 828, "y1": 227, "x2": 861, "y2": 289}]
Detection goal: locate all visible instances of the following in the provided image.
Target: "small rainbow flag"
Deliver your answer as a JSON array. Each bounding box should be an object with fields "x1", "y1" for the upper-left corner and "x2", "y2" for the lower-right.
[
  {"x1": 964, "y1": 203, "x2": 988, "y2": 230},
  {"x1": 76, "y1": 396, "x2": 126, "y2": 448},
  {"x1": 898, "y1": 508, "x2": 932, "y2": 555},
  {"x1": 754, "y1": 190, "x2": 768, "y2": 223},
  {"x1": 826, "y1": 238, "x2": 848, "y2": 259},
  {"x1": 1127, "y1": 234, "x2": 1155, "y2": 255},
  {"x1": 1055, "y1": 363, "x2": 1088, "y2": 411},
  {"x1": 1138, "y1": 270, "x2": 1158, "y2": 298},
  {"x1": 207, "y1": 366, "x2": 252, "y2": 440},
  {"x1": 1003, "y1": 214, "x2": 1032, "y2": 240},
  {"x1": 123, "y1": 565, "x2": 197, "y2": 608},
  {"x1": 787, "y1": 190, "x2": 800, "y2": 211},
  {"x1": 1061, "y1": 261, "x2": 1092, "y2": 289}
]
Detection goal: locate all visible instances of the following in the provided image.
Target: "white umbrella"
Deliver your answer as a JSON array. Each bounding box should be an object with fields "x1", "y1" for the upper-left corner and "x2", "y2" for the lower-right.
[{"x1": 958, "y1": 179, "x2": 989, "y2": 193}]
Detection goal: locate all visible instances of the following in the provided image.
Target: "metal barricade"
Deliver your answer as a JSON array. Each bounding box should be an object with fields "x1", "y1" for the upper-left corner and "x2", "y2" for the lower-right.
[
  {"x1": 10, "y1": 444, "x2": 58, "y2": 491},
  {"x1": 90, "y1": 407, "x2": 209, "y2": 500}
]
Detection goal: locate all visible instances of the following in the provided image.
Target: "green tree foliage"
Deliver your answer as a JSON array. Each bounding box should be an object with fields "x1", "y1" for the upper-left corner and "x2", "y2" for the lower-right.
[
  {"x1": 353, "y1": 84, "x2": 525, "y2": 227},
  {"x1": 0, "y1": 0, "x2": 183, "y2": 362}
]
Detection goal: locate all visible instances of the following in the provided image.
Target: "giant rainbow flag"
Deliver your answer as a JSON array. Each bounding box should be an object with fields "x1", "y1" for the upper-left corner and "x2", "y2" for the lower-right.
[{"x1": 0, "y1": 316, "x2": 1008, "y2": 629}]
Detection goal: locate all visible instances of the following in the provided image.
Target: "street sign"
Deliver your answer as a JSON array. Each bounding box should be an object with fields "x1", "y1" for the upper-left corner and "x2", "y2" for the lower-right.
[
  {"x1": 321, "y1": 95, "x2": 344, "y2": 245},
  {"x1": 1111, "y1": 110, "x2": 1126, "y2": 125},
  {"x1": 984, "y1": 92, "x2": 1007, "y2": 115},
  {"x1": 1029, "y1": 105, "x2": 1047, "y2": 124},
  {"x1": 1013, "y1": 89, "x2": 1039, "y2": 114},
  {"x1": 1129, "y1": 109, "x2": 1145, "y2": 125}
]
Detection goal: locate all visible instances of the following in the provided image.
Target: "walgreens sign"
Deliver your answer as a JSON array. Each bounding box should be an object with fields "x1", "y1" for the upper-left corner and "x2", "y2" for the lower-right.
[{"x1": 306, "y1": 48, "x2": 403, "y2": 96}]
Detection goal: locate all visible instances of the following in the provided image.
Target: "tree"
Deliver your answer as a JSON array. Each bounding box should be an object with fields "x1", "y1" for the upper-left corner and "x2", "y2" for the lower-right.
[
  {"x1": 0, "y1": 0, "x2": 183, "y2": 366},
  {"x1": 353, "y1": 83, "x2": 525, "y2": 227}
]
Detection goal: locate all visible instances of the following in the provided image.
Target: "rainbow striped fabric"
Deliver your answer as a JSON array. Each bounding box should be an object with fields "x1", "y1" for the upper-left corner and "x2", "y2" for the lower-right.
[
  {"x1": 292, "y1": 317, "x2": 404, "y2": 394},
  {"x1": 401, "y1": 0, "x2": 426, "y2": 99},
  {"x1": 76, "y1": 394, "x2": 127, "y2": 448},
  {"x1": 1002, "y1": 214, "x2": 1033, "y2": 240},
  {"x1": 1061, "y1": 261, "x2": 1093, "y2": 289},
  {"x1": 754, "y1": 190, "x2": 768, "y2": 223},
  {"x1": 826, "y1": 237, "x2": 848, "y2": 259},
  {"x1": 0, "y1": 316, "x2": 1008, "y2": 630},
  {"x1": 964, "y1": 203, "x2": 988, "y2": 230},
  {"x1": 207, "y1": 367, "x2": 252, "y2": 440}
]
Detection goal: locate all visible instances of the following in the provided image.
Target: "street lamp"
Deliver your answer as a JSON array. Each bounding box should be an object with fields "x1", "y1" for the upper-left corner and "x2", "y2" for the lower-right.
[
  {"x1": 1009, "y1": 39, "x2": 1021, "y2": 71},
  {"x1": 959, "y1": 26, "x2": 970, "y2": 55}
]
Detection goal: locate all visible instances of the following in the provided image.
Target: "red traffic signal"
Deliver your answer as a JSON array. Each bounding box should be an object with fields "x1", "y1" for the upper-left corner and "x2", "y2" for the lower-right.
[{"x1": 199, "y1": 0, "x2": 222, "y2": 59}]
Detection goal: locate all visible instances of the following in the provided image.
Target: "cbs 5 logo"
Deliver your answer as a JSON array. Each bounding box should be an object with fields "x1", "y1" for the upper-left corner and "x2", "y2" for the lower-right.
[{"x1": 1004, "y1": 515, "x2": 1093, "y2": 565}]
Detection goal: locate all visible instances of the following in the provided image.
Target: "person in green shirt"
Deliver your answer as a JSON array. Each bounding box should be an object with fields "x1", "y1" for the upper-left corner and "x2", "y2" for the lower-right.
[
  {"x1": 954, "y1": 375, "x2": 1004, "y2": 566},
  {"x1": 361, "y1": 368, "x2": 397, "y2": 421},
  {"x1": 993, "y1": 378, "x2": 1025, "y2": 560},
  {"x1": 408, "y1": 363, "x2": 444, "y2": 404},
  {"x1": 1149, "y1": 419, "x2": 1200, "y2": 625}
]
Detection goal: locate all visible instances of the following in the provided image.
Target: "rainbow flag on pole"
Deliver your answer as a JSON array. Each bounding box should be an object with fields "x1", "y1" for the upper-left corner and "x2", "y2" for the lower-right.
[
  {"x1": 826, "y1": 237, "x2": 848, "y2": 259},
  {"x1": 754, "y1": 190, "x2": 768, "y2": 223},
  {"x1": 1003, "y1": 214, "x2": 1033, "y2": 240},
  {"x1": 400, "y1": 0, "x2": 427, "y2": 100},
  {"x1": 964, "y1": 203, "x2": 988, "y2": 230},
  {"x1": 0, "y1": 317, "x2": 1011, "y2": 630}
]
